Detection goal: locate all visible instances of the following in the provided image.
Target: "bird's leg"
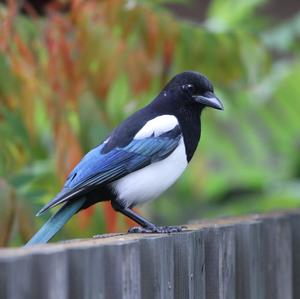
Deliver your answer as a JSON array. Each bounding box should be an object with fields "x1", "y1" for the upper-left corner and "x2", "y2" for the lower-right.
[
  {"x1": 111, "y1": 201, "x2": 186, "y2": 233},
  {"x1": 111, "y1": 200, "x2": 157, "y2": 229}
]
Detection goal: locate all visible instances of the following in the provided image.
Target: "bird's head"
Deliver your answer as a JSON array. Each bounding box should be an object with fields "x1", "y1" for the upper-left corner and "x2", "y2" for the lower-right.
[{"x1": 163, "y1": 71, "x2": 224, "y2": 111}]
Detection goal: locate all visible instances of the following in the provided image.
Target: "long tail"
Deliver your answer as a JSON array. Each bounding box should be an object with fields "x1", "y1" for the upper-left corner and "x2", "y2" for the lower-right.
[{"x1": 24, "y1": 198, "x2": 86, "y2": 247}]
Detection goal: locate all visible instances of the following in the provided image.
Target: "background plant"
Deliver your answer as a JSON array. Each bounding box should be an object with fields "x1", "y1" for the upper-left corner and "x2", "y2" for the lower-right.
[{"x1": 0, "y1": 0, "x2": 299, "y2": 246}]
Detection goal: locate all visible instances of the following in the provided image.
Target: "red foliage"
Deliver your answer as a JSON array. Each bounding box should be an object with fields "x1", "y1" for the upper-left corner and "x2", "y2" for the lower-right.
[{"x1": 0, "y1": 0, "x2": 178, "y2": 234}]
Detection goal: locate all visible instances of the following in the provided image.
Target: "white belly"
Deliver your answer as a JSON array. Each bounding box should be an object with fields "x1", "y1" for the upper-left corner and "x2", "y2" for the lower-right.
[{"x1": 111, "y1": 138, "x2": 188, "y2": 207}]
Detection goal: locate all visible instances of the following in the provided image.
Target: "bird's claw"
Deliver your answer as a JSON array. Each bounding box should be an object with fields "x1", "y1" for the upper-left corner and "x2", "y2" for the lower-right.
[{"x1": 128, "y1": 225, "x2": 187, "y2": 234}]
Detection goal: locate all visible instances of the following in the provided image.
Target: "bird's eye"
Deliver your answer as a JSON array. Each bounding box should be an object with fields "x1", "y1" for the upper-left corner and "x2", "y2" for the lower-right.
[{"x1": 182, "y1": 84, "x2": 195, "y2": 94}]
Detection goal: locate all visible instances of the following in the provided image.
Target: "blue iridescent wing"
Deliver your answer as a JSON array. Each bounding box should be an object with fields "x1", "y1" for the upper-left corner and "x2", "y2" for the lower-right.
[{"x1": 37, "y1": 126, "x2": 182, "y2": 214}]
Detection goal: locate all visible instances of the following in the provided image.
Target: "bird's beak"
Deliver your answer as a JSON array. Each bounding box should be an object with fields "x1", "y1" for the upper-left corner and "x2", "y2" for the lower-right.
[{"x1": 193, "y1": 91, "x2": 224, "y2": 110}]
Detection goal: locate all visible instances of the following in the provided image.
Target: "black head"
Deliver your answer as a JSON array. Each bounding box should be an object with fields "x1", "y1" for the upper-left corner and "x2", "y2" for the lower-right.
[{"x1": 163, "y1": 71, "x2": 224, "y2": 110}]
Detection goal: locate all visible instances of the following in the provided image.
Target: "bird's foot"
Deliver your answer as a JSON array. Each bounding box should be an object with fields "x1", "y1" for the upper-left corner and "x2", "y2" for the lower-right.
[
  {"x1": 128, "y1": 225, "x2": 187, "y2": 234},
  {"x1": 93, "y1": 233, "x2": 124, "y2": 239}
]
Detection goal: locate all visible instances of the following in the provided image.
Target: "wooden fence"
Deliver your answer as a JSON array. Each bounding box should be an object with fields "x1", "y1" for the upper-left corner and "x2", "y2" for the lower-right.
[{"x1": 0, "y1": 211, "x2": 300, "y2": 299}]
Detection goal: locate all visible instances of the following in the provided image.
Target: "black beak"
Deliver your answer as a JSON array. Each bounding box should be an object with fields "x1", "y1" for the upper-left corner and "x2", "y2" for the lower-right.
[{"x1": 193, "y1": 91, "x2": 224, "y2": 110}]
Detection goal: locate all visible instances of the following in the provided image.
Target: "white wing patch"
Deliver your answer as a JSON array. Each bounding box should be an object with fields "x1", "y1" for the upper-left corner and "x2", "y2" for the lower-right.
[{"x1": 134, "y1": 115, "x2": 179, "y2": 139}]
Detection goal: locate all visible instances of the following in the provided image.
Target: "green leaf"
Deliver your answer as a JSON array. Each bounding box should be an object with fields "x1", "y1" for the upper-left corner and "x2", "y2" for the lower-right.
[{"x1": 106, "y1": 73, "x2": 131, "y2": 125}]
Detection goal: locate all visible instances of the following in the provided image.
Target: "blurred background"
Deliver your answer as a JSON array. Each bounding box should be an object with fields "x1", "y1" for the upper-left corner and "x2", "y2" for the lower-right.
[{"x1": 0, "y1": 0, "x2": 300, "y2": 246}]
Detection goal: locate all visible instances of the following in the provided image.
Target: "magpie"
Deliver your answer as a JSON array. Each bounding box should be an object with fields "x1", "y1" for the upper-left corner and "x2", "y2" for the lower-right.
[{"x1": 25, "y1": 71, "x2": 223, "y2": 246}]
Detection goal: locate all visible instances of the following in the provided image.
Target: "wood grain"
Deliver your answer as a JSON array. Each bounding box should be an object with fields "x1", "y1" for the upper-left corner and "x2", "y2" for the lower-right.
[{"x1": 0, "y1": 211, "x2": 299, "y2": 299}]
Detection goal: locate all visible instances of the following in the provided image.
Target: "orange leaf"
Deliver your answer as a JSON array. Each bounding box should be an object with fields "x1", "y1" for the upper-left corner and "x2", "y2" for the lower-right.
[
  {"x1": 78, "y1": 206, "x2": 95, "y2": 230},
  {"x1": 54, "y1": 121, "x2": 83, "y2": 183},
  {"x1": 103, "y1": 202, "x2": 118, "y2": 233}
]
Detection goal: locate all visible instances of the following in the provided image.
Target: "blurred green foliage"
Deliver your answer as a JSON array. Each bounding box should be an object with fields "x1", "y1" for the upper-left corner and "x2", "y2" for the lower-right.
[{"x1": 0, "y1": 0, "x2": 300, "y2": 246}]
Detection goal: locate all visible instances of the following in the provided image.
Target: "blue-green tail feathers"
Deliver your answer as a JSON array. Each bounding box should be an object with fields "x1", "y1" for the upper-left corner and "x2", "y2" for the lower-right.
[{"x1": 24, "y1": 198, "x2": 86, "y2": 247}]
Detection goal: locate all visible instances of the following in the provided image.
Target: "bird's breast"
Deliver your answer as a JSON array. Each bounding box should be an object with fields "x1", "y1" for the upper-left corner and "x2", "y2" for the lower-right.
[{"x1": 110, "y1": 138, "x2": 188, "y2": 207}]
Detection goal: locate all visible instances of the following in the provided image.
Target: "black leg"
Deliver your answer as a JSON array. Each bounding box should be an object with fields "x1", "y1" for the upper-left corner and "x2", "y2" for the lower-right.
[
  {"x1": 111, "y1": 200, "x2": 156, "y2": 227},
  {"x1": 111, "y1": 201, "x2": 186, "y2": 234}
]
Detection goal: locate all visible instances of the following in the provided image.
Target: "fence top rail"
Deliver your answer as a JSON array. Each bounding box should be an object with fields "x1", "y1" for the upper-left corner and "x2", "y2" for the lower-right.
[
  {"x1": 1, "y1": 209, "x2": 299, "y2": 299},
  {"x1": 0, "y1": 210, "x2": 298, "y2": 257}
]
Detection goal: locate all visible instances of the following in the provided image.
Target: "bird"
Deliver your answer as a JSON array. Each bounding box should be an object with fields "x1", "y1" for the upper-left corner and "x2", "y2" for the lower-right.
[{"x1": 25, "y1": 71, "x2": 223, "y2": 246}]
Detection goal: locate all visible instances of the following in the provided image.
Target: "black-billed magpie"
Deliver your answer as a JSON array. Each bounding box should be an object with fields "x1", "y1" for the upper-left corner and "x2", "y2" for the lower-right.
[{"x1": 25, "y1": 71, "x2": 223, "y2": 246}]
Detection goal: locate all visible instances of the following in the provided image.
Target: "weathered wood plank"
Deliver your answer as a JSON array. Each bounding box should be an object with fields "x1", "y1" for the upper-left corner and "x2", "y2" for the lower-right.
[
  {"x1": 0, "y1": 248, "x2": 69, "y2": 299},
  {"x1": 173, "y1": 230, "x2": 205, "y2": 299},
  {"x1": 67, "y1": 245, "x2": 106, "y2": 299},
  {"x1": 234, "y1": 220, "x2": 264, "y2": 299},
  {"x1": 102, "y1": 241, "x2": 141, "y2": 299},
  {"x1": 288, "y1": 211, "x2": 300, "y2": 299},
  {"x1": 139, "y1": 235, "x2": 174, "y2": 299},
  {"x1": 0, "y1": 255, "x2": 34, "y2": 299},
  {"x1": 259, "y1": 214, "x2": 292, "y2": 299},
  {"x1": 204, "y1": 224, "x2": 236, "y2": 299},
  {"x1": 31, "y1": 249, "x2": 69, "y2": 299},
  {"x1": 0, "y1": 212, "x2": 298, "y2": 299}
]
